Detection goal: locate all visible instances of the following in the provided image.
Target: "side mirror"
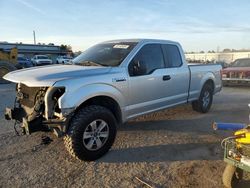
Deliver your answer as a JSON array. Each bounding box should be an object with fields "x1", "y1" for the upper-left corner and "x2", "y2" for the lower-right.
[{"x1": 129, "y1": 60, "x2": 147, "y2": 76}]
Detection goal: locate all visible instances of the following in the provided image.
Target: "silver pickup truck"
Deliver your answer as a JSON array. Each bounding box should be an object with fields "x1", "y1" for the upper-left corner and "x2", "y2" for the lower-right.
[{"x1": 4, "y1": 39, "x2": 222, "y2": 161}]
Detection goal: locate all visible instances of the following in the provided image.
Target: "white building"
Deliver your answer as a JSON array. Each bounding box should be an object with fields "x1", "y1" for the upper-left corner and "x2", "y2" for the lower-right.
[{"x1": 185, "y1": 52, "x2": 250, "y2": 63}]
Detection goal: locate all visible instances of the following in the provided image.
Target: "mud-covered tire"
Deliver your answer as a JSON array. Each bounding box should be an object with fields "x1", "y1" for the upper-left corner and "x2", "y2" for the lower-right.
[
  {"x1": 0, "y1": 61, "x2": 16, "y2": 84},
  {"x1": 222, "y1": 164, "x2": 242, "y2": 188},
  {"x1": 64, "y1": 105, "x2": 117, "y2": 161},
  {"x1": 192, "y1": 83, "x2": 213, "y2": 113}
]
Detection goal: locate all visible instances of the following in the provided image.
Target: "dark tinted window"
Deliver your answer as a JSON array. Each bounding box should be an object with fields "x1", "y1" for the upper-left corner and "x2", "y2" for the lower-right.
[
  {"x1": 162, "y1": 44, "x2": 182, "y2": 67},
  {"x1": 37, "y1": 55, "x2": 49, "y2": 59},
  {"x1": 18, "y1": 57, "x2": 25, "y2": 60},
  {"x1": 129, "y1": 44, "x2": 165, "y2": 76}
]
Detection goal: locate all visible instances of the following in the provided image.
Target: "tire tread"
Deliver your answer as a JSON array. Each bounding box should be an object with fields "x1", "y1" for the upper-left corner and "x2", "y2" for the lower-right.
[{"x1": 64, "y1": 105, "x2": 116, "y2": 161}]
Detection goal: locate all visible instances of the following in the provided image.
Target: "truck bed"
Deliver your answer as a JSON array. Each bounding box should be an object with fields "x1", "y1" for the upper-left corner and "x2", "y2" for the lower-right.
[{"x1": 188, "y1": 63, "x2": 222, "y2": 102}]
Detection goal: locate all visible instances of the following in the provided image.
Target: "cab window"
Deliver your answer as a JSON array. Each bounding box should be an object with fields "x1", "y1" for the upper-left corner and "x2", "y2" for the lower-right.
[
  {"x1": 162, "y1": 44, "x2": 182, "y2": 68},
  {"x1": 129, "y1": 44, "x2": 165, "y2": 76}
]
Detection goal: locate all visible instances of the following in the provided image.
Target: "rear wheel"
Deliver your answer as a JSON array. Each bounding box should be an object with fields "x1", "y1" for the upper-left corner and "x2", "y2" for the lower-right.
[
  {"x1": 0, "y1": 61, "x2": 16, "y2": 84},
  {"x1": 64, "y1": 105, "x2": 117, "y2": 161},
  {"x1": 192, "y1": 83, "x2": 213, "y2": 113}
]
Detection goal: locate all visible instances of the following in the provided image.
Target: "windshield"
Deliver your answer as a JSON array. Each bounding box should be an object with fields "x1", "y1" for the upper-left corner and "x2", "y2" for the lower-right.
[
  {"x1": 18, "y1": 57, "x2": 26, "y2": 60},
  {"x1": 231, "y1": 59, "x2": 250, "y2": 67},
  {"x1": 73, "y1": 42, "x2": 137, "y2": 67},
  {"x1": 37, "y1": 55, "x2": 49, "y2": 59}
]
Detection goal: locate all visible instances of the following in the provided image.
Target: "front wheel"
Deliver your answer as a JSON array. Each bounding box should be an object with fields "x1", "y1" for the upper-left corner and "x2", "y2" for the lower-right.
[
  {"x1": 192, "y1": 83, "x2": 213, "y2": 113},
  {"x1": 64, "y1": 105, "x2": 117, "y2": 161},
  {"x1": 222, "y1": 164, "x2": 243, "y2": 188}
]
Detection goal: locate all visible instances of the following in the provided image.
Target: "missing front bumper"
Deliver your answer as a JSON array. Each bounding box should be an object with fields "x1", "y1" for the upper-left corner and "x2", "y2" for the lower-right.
[
  {"x1": 4, "y1": 107, "x2": 67, "y2": 136},
  {"x1": 22, "y1": 117, "x2": 46, "y2": 135}
]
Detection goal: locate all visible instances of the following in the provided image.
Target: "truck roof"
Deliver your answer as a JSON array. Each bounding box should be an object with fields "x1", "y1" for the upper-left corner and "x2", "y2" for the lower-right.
[{"x1": 103, "y1": 38, "x2": 179, "y2": 45}]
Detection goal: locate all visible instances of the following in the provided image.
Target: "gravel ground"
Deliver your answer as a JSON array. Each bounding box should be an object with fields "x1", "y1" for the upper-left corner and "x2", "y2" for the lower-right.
[{"x1": 0, "y1": 84, "x2": 250, "y2": 188}]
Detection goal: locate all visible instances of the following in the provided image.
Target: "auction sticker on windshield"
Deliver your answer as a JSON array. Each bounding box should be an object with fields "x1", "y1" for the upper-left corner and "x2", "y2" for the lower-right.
[{"x1": 113, "y1": 44, "x2": 129, "y2": 49}]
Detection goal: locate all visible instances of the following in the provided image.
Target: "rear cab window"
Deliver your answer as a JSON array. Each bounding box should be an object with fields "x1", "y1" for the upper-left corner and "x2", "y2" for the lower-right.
[{"x1": 162, "y1": 44, "x2": 183, "y2": 68}]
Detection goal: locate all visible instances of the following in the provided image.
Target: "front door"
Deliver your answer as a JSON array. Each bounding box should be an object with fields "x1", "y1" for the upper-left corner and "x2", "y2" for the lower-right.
[{"x1": 126, "y1": 43, "x2": 171, "y2": 118}]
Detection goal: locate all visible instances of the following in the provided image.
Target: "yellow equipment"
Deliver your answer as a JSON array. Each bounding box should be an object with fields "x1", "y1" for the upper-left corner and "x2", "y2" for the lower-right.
[
  {"x1": 214, "y1": 105, "x2": 250, "y2": 187},
  {"x1": 235, "y1": 128, "x2": 250, "y2": 144},
  {"x1": 0, "y1": 47, "x2": 18, "y2": 84},
  {"x1": 222, "y1": 126, "x2": 250, "y2": 188}
]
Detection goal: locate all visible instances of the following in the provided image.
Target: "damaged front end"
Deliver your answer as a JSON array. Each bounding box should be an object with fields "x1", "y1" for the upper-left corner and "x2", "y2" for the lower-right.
[{"x1": 5, "y1": 83, "x2": 70, "y2": 136}]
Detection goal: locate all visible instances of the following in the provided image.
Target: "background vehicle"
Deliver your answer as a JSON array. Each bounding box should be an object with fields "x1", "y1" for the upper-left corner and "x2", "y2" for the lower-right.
[
  {"x1": 31, "y1": 55, "x2": 53, "y2": 66},
  {"x1": 56, "y1": 56, "x2": 72, "y2": 64},
  {"x1": 222, "y1": 58, "x2": 250, "y2": 86},
  {"x1": 209, "y1": 60, "x2": 228, "y2": 69},
  {"x1": 4, "y1": 39, "x2": 222, "y2": 161},
  {"x1": 0, "y1": 47, "x2": 17, "y2": 83},
  {"x1": 17, "y1": 55, "x2": 33, "y2": 69}
]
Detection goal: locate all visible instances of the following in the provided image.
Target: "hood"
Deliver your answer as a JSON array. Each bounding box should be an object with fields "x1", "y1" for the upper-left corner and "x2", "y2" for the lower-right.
[
  {"x1": 4, "y1": 65, "x2": 111, "y2": 87},
  {"x1": 36, "y1": 59, "x2": 52, "y2": 61}
]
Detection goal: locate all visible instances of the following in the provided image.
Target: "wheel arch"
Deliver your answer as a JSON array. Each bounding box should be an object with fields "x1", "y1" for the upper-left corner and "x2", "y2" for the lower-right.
[
  {"x1": 203, "y1": 79, "x2": 215, "y2": 93},
  {"x1": 200, "y1": 72, "x2": 216, "y2": 94},
  {"x1": 76, "y1": 95, "x2": 122, "y2": 125}
]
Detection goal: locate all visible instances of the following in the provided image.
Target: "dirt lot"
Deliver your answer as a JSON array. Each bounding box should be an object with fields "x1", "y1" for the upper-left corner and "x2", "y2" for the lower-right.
[{"x1": 0, "y1": 84, "x2": 250, "y2": 188}]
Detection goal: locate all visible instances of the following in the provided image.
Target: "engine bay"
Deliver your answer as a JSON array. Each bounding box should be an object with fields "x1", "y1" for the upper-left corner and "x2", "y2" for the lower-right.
[{"x1": 5, "y1": 83, "x2": 66, "y2": 136}]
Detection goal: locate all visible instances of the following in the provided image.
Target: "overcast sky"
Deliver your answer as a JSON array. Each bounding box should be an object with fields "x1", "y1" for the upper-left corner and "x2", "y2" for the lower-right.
[{"x1": 1, "y1": 0, "x2": 250, "y2": 52}]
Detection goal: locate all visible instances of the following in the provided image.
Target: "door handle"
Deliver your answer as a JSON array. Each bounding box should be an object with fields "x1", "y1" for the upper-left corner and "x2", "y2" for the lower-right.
[{"x1": 163, "y1": 75, "x2": 171, "y2": 81}]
